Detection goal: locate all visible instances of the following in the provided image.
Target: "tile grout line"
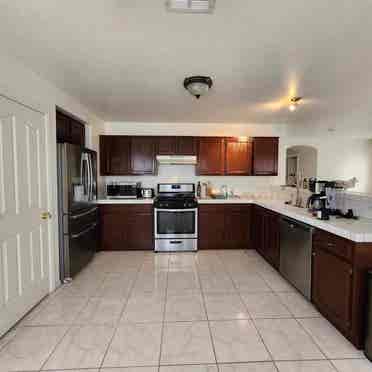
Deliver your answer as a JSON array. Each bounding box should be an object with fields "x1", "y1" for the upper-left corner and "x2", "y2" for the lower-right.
[
  {"x1": 98, "y1": 259, "x2": 144, "y2": 371},
  {"x1": 38, "y1": 323, "x2": 73, "y2": 371},
  {"x1": 195, "y1": 253, "x2": 220, "y2": 371},
  {"x1": 2, "y1": 250, "x2": 366, "y2": 372},
  {"x1": 158, "y1": 253, "x2": 170, "y2": 372},
  {"x1": 220, "y1": 250, "x2": 278, "y2": 370},
  {"x1": 294, "y1": 317, "x2": 331, "y2": 361}
]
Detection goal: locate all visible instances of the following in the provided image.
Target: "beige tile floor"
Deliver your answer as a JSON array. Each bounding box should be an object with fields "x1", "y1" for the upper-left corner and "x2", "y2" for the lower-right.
[{"x1": 0, "y1": 250, "x2": 370, "y2": 372}]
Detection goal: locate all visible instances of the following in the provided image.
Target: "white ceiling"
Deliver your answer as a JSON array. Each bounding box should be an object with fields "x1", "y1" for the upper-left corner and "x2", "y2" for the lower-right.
[{"x1": 1, "y1": 0, "x2": 372, "y2": 124}]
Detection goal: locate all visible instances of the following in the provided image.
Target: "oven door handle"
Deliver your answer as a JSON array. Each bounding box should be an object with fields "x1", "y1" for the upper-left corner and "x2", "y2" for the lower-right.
[{"x1": 155, "y1": 208, "x2": 198, "y2": 213}]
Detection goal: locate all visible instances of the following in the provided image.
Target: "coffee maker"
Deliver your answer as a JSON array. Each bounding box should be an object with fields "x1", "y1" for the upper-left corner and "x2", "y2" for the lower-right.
[{"x1": 307, "y1": 179, "x2": 330, "y2": 220}]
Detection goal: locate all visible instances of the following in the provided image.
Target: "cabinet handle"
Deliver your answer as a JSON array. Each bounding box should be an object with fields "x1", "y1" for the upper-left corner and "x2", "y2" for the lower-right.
[
  {"x1": 349, "y1": 269, "x2": 353, "y2": 276},
  {"x1": 327, "y1": 242, "x2": 335, "y2": 247},
  {"x1": 312, "y1": 252, "x2": 316, "y2": 256}
]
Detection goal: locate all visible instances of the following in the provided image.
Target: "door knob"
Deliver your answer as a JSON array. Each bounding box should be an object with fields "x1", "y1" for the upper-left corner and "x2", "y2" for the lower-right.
[{"x1": 41, "y1": 212, "x2": 52, "y2": 220}]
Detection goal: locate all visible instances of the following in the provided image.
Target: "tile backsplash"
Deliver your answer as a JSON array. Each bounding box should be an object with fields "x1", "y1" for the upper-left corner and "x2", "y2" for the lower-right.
[
  {"x1": 335, "y1": 192, "x2": 372, "y2": 219},
  {"x1": 101, "y1": 164, "x2": 280, "y2": 196},
  {"x1": 100, "y1": 164, "x2": 372, "y2": 220}
]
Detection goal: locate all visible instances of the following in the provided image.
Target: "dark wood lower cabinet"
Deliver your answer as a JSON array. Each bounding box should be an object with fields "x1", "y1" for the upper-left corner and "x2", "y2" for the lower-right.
[
  {"x1": 312, "y1": 245, "x2": 353, "y2": 334},
  {"x1": 198, "y1": 204, "x2": 251, "y2": 250},
  {"x1": 252, "y1": 209, "x2": 372, "y2": 349},
  {"x1": 251, "y1": 206, "x2": 280, "y2": 269},
  {"x1": 100, "y1": 205, "x2": 153, "y2": 250},
  {"x1": 311, "y1": 229, "x2": 372, "y2": 349}
]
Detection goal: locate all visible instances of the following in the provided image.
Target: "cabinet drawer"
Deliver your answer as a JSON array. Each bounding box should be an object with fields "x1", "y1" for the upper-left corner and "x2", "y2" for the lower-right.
[
  {"x1": 313, "y1": 229, "x2": 353, "y2": 261},
  {"x1": 99, "y1": 204, "x2": 153, "y2": 215}
]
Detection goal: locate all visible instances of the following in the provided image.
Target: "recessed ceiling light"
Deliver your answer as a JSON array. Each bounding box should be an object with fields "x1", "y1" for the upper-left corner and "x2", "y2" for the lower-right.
[
  {"x1": 166, "y1": 0, "x2": 216, "y2": 14},
  {"x1": 289, "y1": 97, "x2": 302, "y2": 112}
]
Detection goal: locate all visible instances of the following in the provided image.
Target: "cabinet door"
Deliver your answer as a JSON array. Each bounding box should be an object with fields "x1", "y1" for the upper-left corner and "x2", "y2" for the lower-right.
[
  {"x1": 100, "y1": 208, "x2": 126, "y2": 251},
  {"x1": 110, "y1": 136, "x2": 131, "y2": 175},
  {"x1": 253, "y1": 137, "x2": 278, "y2": 175},
  {"x1": 197, "y1": 137, "x2": 225, "y2": 175},
  {"x1": 312, "y1": 246, "x2": 353, "y2": 333},
  {"x1": 224, "y1": 206, "x2": 251, "y2": 249},
  {"x1": 99, "y1": 136, "x2": 110, "y2": 175},
  {"x1": 125, "y1": 209, "x2": 153, "y2": 250},
  {"x1": 264, "y1": 212, "x2": 280, "y2": 269},
  {"x1": 70, "y1": 120, "x2": 85, "y2": 147},
  {"x1": 131, "y1": 136, "x2": 157, "y2": 175},
  {"x1": 157, "y1": 136, "x2": 177, "y2": 155},
  {"x1": 56, "y1": 111, "x2": 71, "y2": 143},
  {"x1": 251, "y1": 206, "x2": 265, "y2": 255},
  {"x1": 225, "y1": 138, "x2": 253, "y2": 175},
  {"x1": 177, "y1": 136, "x2": 196, "y2": 155},
  {"x1": 198, "y1": 206, "x2": 226, "y2": 249}
]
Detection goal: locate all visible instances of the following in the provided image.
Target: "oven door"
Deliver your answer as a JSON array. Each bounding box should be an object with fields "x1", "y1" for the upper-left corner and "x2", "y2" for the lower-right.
[{"x1": 155, "y1": 208, "x2": 198, "y2": 239}]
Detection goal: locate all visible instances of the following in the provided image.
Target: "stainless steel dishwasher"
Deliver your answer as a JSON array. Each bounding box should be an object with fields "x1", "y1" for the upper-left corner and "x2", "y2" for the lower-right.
[{"x1": 279, "y1": 217, "x2": 314, "y2": 300}]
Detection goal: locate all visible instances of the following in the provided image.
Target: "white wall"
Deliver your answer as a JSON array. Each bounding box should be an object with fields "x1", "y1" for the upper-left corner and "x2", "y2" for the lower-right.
[
  {"x1": 0, "y1": 53, "x2": 104, "y2": 290},
  {"x1": 283, "y1": 135, "x2": 372, "y2": 194}
]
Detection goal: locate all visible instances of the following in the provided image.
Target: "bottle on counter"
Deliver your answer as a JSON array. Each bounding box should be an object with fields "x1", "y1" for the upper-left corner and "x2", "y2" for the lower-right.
[{"x1": 197, "y1": 181, "x2": 201, "y2": 198}]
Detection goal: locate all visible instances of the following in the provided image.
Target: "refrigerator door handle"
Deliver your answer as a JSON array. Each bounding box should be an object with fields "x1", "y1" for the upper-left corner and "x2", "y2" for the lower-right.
[
  {"x1": 88, "y1": 153, "x2": 93, "y2": 201},
  {"x1": 70, "y1": 207, "x2": 98, "y2": 219},
  {"x1": 81, "y1": 153, "x2": 90, "y2": 198},
  {"x1": 71, "y1": 222, "x2": 97, "y2": 239}
]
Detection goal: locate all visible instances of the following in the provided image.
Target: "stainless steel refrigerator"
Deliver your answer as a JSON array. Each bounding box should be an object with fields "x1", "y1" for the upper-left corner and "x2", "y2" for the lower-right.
[{"x1": 57, "y1": 143, "x2": 98, "y2": 282}]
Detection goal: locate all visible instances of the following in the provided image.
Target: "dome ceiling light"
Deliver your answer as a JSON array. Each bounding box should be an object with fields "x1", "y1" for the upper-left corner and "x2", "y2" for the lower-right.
[
  {"x1": 166, "y1": 0, "x2": 216, "y2": 14},
  {"x1": 289, "y1": 96, "x2": 302, "y2": 112},
  {"x1": 183, "y1": 76, "x2": 213, "y2": 99}
]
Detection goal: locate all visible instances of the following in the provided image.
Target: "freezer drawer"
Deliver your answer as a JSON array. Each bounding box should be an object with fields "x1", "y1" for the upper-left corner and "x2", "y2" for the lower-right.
[
  {"x1": 61, "y1": 222, "x2": 98, "y2": 281},
  {"x1": 279, "y1": 217, "x2": 314, "y2": 300}
]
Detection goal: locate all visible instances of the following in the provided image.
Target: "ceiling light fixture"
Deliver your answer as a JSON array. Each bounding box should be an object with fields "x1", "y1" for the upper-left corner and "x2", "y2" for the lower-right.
[
  {"x1": 184, "y1": 76, "x2": 213, "y2": 99},
  {"x1": 289, "y1": 97, "x2": 302, "y2": 112},
  {"x1": 166, "y1": 0, "x2": 216, "y2": 14}
]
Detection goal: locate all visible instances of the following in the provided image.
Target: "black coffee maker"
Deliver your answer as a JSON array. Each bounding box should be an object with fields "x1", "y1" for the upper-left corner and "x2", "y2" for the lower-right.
[{"x1": 307, "y1": 179, "x2": 329, "y2": 220}]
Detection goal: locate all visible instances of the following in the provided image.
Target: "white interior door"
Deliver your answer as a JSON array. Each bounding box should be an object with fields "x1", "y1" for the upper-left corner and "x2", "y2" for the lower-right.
[{"x1": 0, "y1": 95, "x2": 50, "y2": 336}]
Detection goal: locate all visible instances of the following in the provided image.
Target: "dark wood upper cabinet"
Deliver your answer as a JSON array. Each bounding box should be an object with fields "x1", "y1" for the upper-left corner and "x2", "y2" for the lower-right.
[
  {"x1": 70, "y1": 121, "x2": 85, "y2": 146},
  {"x1": 99, "y1": 136, "x2": 131, "y2": 175},
  {"x1": 177, "y1": 136, "x2": 196, "y2": 155},
  {"x1": 98, "y1": 135, "x2": 278, "y2": 177},
  {"x1": 156, "y1": 136, "x2": 196, "y2": 156},
  {"x1": 157, "y1": 136, "x2": 177, "y2": 155},
  {"x1": 197, "y1": 137, "x2": 225, "y2": 175},
  {"x1": 225, "y1": 138, "x2": 253, "y2": 175},
  {"x1": 130, "y1": 136, "x2": 157, "y2": 175},
  {"x1": 56, "y1": 110, "x2": 85, "y2": 146},
  {"x1": 252, "y1": 137, "x2": 278, "y2": 176},
  {"x1": 56, "y1": 111, "x2": 70, "y2": 143}
]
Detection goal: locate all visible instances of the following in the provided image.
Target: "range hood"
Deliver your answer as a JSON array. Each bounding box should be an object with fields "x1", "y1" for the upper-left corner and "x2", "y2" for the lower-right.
[{"x1": 156, "y1": 155, "x2": 197, "y2": 165}]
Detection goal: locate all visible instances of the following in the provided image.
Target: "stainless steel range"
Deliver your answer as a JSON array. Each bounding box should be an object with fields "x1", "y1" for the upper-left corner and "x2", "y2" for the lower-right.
[{"x1": 154, "y1": 183, "x2": 198, "y2": 252}]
